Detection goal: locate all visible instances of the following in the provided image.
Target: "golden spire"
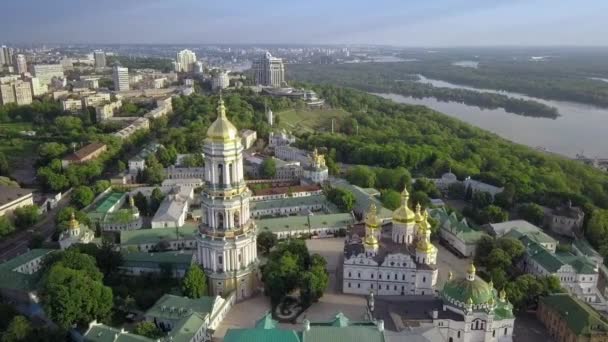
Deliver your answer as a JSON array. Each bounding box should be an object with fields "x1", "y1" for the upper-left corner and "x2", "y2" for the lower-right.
[
  {"x1": 415, "y1": 203, "x2": 422, "y2": 222},
  {"x1": 467, "y1": 262, "x2": 476, "y2": 275},
  {"x1": 365, "y1": 203, "x2": 380, "y2": 228},
  {"x1": 499, "y1": 288, "x2": 507, "y2": 302},
  {"x1": 448, "y1": 270, "x2": 453, "y2": 280},
  {"x1": 68, "y1": 212, "x2": 79, "y2": 230},
  {"x1": 393, "y1": 186, "x2": 417, "y2": 223},
  {"x1": 488, "y1": 296, "x2": 495, "y2": 308},
  {"x1": 217, "y1": 94, "x2": 227, "y2": 118},
  {"x1": 206, "y1": 97, "x2": 238, "y2": 141}
]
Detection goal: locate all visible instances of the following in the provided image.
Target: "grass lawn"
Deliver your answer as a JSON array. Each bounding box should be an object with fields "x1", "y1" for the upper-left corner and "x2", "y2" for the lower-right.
[
  {"x1": 0, "y1": 122, "x2": 33, "y2": 133},
  {"x1": 0, "y1": 138, "x2": 38, "y2": 158},
  {"x1": 276, "y1": 108, "x2": 350, "y2": 133}
]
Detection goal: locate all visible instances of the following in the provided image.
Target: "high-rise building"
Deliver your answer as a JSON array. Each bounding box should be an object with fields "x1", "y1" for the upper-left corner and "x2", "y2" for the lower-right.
[
  {"x1": 211, "y1": 71, "x2": 230, "y2": 91},
  {"x1": 0, "y1": 83, "x2": 15, "y2": 105},
  {"x1": 175, "y1": 49, "x2": 196, "y2": 73},
  {"x1": 13, "y1": 54, "x2": 27, "y2": 74},
  {"x1": 27, "y1": 77, "x2": 48, "y2": 96},
  {"x1": 13, "y1": 80, "x2": 33, "y2": 105},
  {"x1": 32, "y1": 64, "x2": 64, "y2": 85},
  {"x1": 112, "y1": 66, "x2": 130, "y2": 91},
  {"x1": 0, "y1": 46, "x2": 13, "y2": 67},
  {"x1": 252, "y1": 52, "x2": 285, "y2": 87},
  {"x1": 194, "y1": 61, "x2": 204, "y2": 74},
  {"x1": 196, "y1": 98, "x2": 258, "y2": 300},
  {"x1": 94, "y1": 50, "x2": 106, "y2": 68}
]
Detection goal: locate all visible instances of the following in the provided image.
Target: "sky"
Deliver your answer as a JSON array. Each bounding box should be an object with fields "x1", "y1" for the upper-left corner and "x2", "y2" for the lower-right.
[{"x1": 2, "y1": 0, "x2": 608, "y2": 46}]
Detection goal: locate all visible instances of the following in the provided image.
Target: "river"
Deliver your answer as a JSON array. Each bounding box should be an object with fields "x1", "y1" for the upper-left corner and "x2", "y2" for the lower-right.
[{"x1": 374, "y1": 76, "x2": 608, "y2": 158}]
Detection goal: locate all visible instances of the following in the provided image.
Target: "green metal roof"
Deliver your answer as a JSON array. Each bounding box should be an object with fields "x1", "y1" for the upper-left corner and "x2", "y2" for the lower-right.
[
  {"x1": 256, "y1": 213, "x2": 353, "y2": 234},
  {"x1": 120, "y1": 224, "x2": 198, "y2": 246},
  {"x1": 255, "y1": 312, "x2": 278, "y2": 329},
  {"x1": 167, "y1": 312, "x2": 206, "y2": 342},
  {"x1": 0, "y1": 249, "x2": 54, "y2": 291},
  {"x1": 430, "y1": 208, "x2": 487, "y2": 243},
  {"x1": 527, "y1": 243, "x2": 564, "y2": 272},
  {"x1": 144, "y1": 294, "x2": 215, "y2": 322},
  {"x1": 540, "y1": 293, "x2": 608, "y2": 336},
  {"x1": 441, "y1": 276, "x2": 494, "y2": 306},
  {"x1": 250, "y1": 195, "x2": 336, "y2": 212},
  {"x1": 302, "y1": 326, "x2": 385, "y2": 342},
  {"x1": 330, "y1": 180, "x2": 392, "y2": 220},
  {"x1": 83, "y1": 324, "x2": 154, "y2": 342},
  {"x1": 224, "y1": 328, "x2": 301, "y2": 342},
  {"x1": 91, "y1": 192, "x2": 126, "y2": 214},
  {"x1": 573, "y1": 239, "x2": 601, "y2": 258},
  {"x1": 121, "y1": 251, "x2": 194, "y2": 269}
]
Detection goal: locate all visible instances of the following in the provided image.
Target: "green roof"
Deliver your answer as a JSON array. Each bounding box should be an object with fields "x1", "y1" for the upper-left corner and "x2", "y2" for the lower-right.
[
  {"x1": 167, "y1": 312, "x2": 206, "y2": 342},
  {"x1": 103, "y1": 208, "x2": 138, "y2": 224},
  {"x1": 555, "y1": 252, "x2": 598, "y2": 274},
  {"x1": 224, "y1": 312, "x2": 384, "y2": 342},
  {"x1": 330, "y1": 180, "x2": 392, "y2": 220},
  {"x1": 144, "y1": 294, "x2": 215, "y2": 322},
  {"x1": 0, "y1": 249, "x2": 54, "y2": 291},
  {"x1": 120, "y1": 224, "x2": 198, "y2": 246},
  {"x1": 441, "y1": 275, "x2": 494, "y2": 306},
  {"x1": 504, "y1": 227, "x2": 555, "y2": 246},
  {"x1": 251, "y1": 195, "x2": 337, "y2": 212},
  {"x1": 527, "y1": 243, "x2": 564, "y2": 272},
  {"x1": 121, "y1": 251, "x2": 194, "y2": 269},
  {"x1": 256, "y1": 213, "x2": 353, "y2": 234},
  {"x1": 430, "y1": 208, "x2": 487, "y2": 243},
  {"x1": 91, "y1": 192, "x2": 125, "y2": 214},
  {"x1": 573, "y1": 239, "x2": 601, "y2": 258},
  {"x1": 540, "y1": 293, "x2": 608, "y2": 336},
  {"x1": 83, "y1": 324, "x2": 154, "y2": 342}
]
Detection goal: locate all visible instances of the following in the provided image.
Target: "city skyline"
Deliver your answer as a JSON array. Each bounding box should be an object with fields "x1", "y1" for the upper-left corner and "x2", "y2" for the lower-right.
[{"x1": 2, "y1": 0, "x2": 608, "y2": 46}]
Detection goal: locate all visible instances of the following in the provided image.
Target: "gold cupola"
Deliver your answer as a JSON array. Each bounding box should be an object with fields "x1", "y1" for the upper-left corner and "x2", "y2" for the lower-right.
[
  {"x1": 364, "y1": 203, "x2": 380, "y2": 248},
  {"x1": 206, "y1": 97, "x2": 238, "y2": 142},
  {"x1": 68, "y1": 212, "x2": 80, "y2": 230},
  {"x1": 392, "y1": 186, "x2": 416, "y2": 223},
  {"x1": 365, "y1": 203, "x2": 381, "y2": 229},
  {"x1": 416, "y1": 214, "x2": 434, "y2": 253}
]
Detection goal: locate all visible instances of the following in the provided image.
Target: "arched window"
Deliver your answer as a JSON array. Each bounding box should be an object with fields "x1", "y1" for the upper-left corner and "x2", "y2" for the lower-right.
[
  {"x1": 234, "y1": 211, "x2": 240, "y2": 228},
  {"x1": 217, "y1": 212, "x2": 224, "y2": 229},
  {"x1": 228, "y1": 163, "x2": 233, "y2": 185},
  {"x1": 218, "y1": 164, "x2": 224, "y2": 185}
]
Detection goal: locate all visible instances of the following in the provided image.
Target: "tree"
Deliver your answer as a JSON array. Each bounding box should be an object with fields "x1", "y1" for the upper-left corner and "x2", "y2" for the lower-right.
[
  {"x1": 150, "y1": 188, "x2": 165, "y2": 214},
  {"x1": 2, "y1": 316, "x2": 32, "y2": 342},
  {"x1": 71, "y1": 186, "x2": 95, "y2": 208},
  {"x1": 182, "y1": 264, "x2": 207, "y2": 298},
  {"x1": 412, "y1": 178, "x2": 441, "y2": 198},
  {"x1": 95, "y1": 242, "x2": 124, "y2": 276},
  {"x1": 479, "y1": 205, "x2": 508, "y2": 223},
  {"x1": 586, "y1": 209, "x2": 608, "y2": 246},
  {"x1": 142, "y1": 155, "x2": 165, "y2": 185},
  {"x1": 133, "y1": 321, "x2": 163, "y2": 339},
  {"x1": 447, "y1": 182, "x2": 465, "y2": 199},
  {"x1": 472, "y1": 191, "x2": 493, "y2": 209},
  {"x1": 260, "y1": 158, "x2": 276, "y2": 179},
  {"x1": 0, "y1": 216, "x2": 15, "y2": 237},
  {"x1": 43, "y1": 265, "x2": 113, "y2": 329},
  {"x1": 38, "y1": 142, "x2": 68, "y2": 163},
  {"x1": 485, "y1": 248, "x2": 511, "y2": 270},
  {"x1": 92, "y1": 180, "x2": 110, "y2": 195},
  {"x1": 133, "y1": 192, "x2": 149, "y2": 216},
  {"x1": 346, "y1": 165, "x2": 375, "y2": 188},
  {"x1": 0, "y1": 152, "x2": 9, "y2": 176},
  {"x1": 409, "y1": 191, "x2": 430, "y2": 208},
  {"x1": 325, "y1": 187, "x2": 355, "y2": 211},
  {"x1": 257, "y1": 230, "x2": 278, "y2": 255},
  {"x1": 496, "y1": 237, "x2": 525, "y2": 260},
  {"x1": 517, "y1": 203, "x2": 545, "y2": 226},
  {"x1": 13, "y1": 205, "x2": 40, "y2": 229},
  {"x1": 381, "y1": 190, "x2": 401, "y2": 210}
]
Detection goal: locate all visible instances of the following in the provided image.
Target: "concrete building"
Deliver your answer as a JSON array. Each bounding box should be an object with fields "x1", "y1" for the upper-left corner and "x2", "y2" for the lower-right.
[
  {"x1": 0, "y1": 80, "x2": 32, "y2": 105},
  {"x1": 95, "y1": 99, "x2": 122, "y2": 122},
  {"x1": 257, "y1": 213, "x2": 353, "y2": 239},
  {"x1": 32, "y1": 64, "x2": 64, "y2": 85},
  {"x1": 343, "y1": 190, "x2": 438, "y2": 296},
  {"x1": 240, "y1": 129, "x2": 257, "y2": 149},
  {"x1": 269, "y1": 130, "x2": 296, "y2": 147},
  {"x1": 194, "y1": 61, "x2": 204, "y2": 74},
  {"x1": 112, "y1": 65, "x2": 130, "y2": 91},
  {"x1": 61, "y1": 98, "x2": 84, "y2": 112},
  {"x1": 86, "y1": 192, "x2": 142, "y2": 232},
  {"x1": 93, "y1": 50, "x2": 106, "y2": 68},
  {"x1": 431, "y1": 207, "x2": 488, "y2": 257},
  {"x1": 274, "y1": 145, "x2": 309, "y2": 165},
  {"x1": 119, "y1": 224, "x2": 199, "y2": 252},
  {"x1": 175, "y1": 49, "x2": 196, "y2": 73},
  {"x1": 252, "y1": 51, "x2": 285, "y2": 87},
  {"x1": 0, "y1": 249, "x2": 54, "y2": 307},
  {"x1": 58, "y1": 213, "x2": 95, "y2": 250},
  {"x1": 463, "y1": 177, "x2": 504, "y2": 199},
  {"x1": 13, "y1": 54, "x2": 27, "y2": 74},
  {"x1": 151, "y1": 194, "x2": 189, "y2": 229},
  {"x1": 119, "y1": 251, "x2": 194, "y2": 278},
  {"x1": 0, "y1": 46, "x2": 13, "y2": 66},
  {"x1": 112, "y1": 117, "x2": 150, "y2": 140},
  {"x1": 545, "y1": 201, "x2": 585, "y2": 237},
  {"x1": 196, "y1": 98, "x2": 259, "y2": 300},
  {"x1": 82, "y1": 92, "x2": 111, "y2": 108},
  {"x1": 250, "y1": 195, "x2": 333, "y2": 218},
  {"x1": 128, "y1": 143, "x2": 163, "y2": 174},
  {"x1": 0, "y1": 186, "x2": 34, "y2": 217},
  {"x1": 303, "y1": 148, "x2": 329, "y2": 184},
  {"x1": 165, "y1": 166, "x2": 205, "y2": 180},
  {"x1": 27, "y1": 77, "x2": 47, "y2": 96},
  {"x1": 61, "y1": 142, "x2": 107, "y2": 167},
  {"x1": 211, "y1": 71, "x2": 230, "y2": 90},
  {"x1": 537, "y1": 293, "x2": 608, "y2": 342},
  {"x1": 0, "y1": 83, "x2": 14, "y2": 105}
]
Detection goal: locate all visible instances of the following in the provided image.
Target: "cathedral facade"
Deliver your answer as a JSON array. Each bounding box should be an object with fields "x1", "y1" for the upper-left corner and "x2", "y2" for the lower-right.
[
  {"x1": 196, "y1": 98, "x2": 258, "y2": 300},
  {"x1": 343, "y1": 188, "x2": 438, "y2": 296}
]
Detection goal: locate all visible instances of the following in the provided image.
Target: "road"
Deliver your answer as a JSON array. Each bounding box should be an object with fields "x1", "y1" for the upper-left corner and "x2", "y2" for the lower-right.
[{"x1": 0, "y1": 192, "x2": 71, "y2": 262}]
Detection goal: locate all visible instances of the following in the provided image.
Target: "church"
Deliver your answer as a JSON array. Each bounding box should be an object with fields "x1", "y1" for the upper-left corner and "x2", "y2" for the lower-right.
[
  {"x1": 196, "y1": 98, "x2": 259, "y2": 300},
  {"x1": 343, "y1": 187, "x2": 438, "y2": 296}
]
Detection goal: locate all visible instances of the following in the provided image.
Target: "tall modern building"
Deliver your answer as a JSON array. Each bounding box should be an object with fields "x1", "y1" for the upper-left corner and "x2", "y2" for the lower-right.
[
  {"x1": 13, "y1": 54, "x2": 27, "y2": 74},
  {"x1": 211, "y1": 71, "x2": 230, "y2": 91},
  {"x1": 175, "y1": 49, "x2": 196, "y2": 73},
  {"x1": 252, "y1": 52, "x2": 285, "y2": 87},
  {"x1": 112, "y1": 66, "x2": 130, "y2": 91},
  {"x1": 0, "y1": 46, "x2": 13, "y2": 67},
  {"x1": 32, "y1": 64, "x2": 64, "y2": 85},
  {"x1": 94, "y1": 50, "x2": 106, "y2": 68},
  {"x1": 197, "y1": 98, "x2": 258, "y2": 300}
]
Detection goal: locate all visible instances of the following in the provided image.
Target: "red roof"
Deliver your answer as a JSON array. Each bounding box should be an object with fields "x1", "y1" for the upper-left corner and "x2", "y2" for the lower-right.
[{"x1": 63, "y1": 143, "x2": 107, "y2": 161}]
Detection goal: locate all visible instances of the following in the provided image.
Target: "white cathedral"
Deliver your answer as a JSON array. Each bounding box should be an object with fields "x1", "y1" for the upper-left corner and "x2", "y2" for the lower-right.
[
  {"x1": 343, "y1": 187, "x2": 438, "y2": 295},
  {"x1": 196, "y1": 98, "x2": 258, "y2": 300}
]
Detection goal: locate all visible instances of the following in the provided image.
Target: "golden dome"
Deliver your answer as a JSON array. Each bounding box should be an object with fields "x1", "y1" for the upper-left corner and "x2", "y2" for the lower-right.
[
  {"x1": 392, "y1": 187, "x2": 416, "y2": 223},
  {"x1": 206, "y1": 98, "x2": 238, "y2": 141},
  {"x1": 467, "y1": 263, "x2": 476, "y2": 275},
  {"x1": 499, "y1": 288, "x2": 507, "y2": 301},
  {"x1": 415, "y1": 203, "x2": 423, "y2": 222},
  {"x1": 448, "y1": 270, "x2": 453, "y2": 280},
  {"x1": 365, "y1": 203, "x2": 381, "y2": 228},
  {"x1": 364, "y1": 235, "x2": 379, "y2": 247},
  {"x1": 68, "y1": 212, "x2": 80, "y2": 230},
  {"x1": 416, "y1": 235, "x2": 435, "y2": 253}
]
